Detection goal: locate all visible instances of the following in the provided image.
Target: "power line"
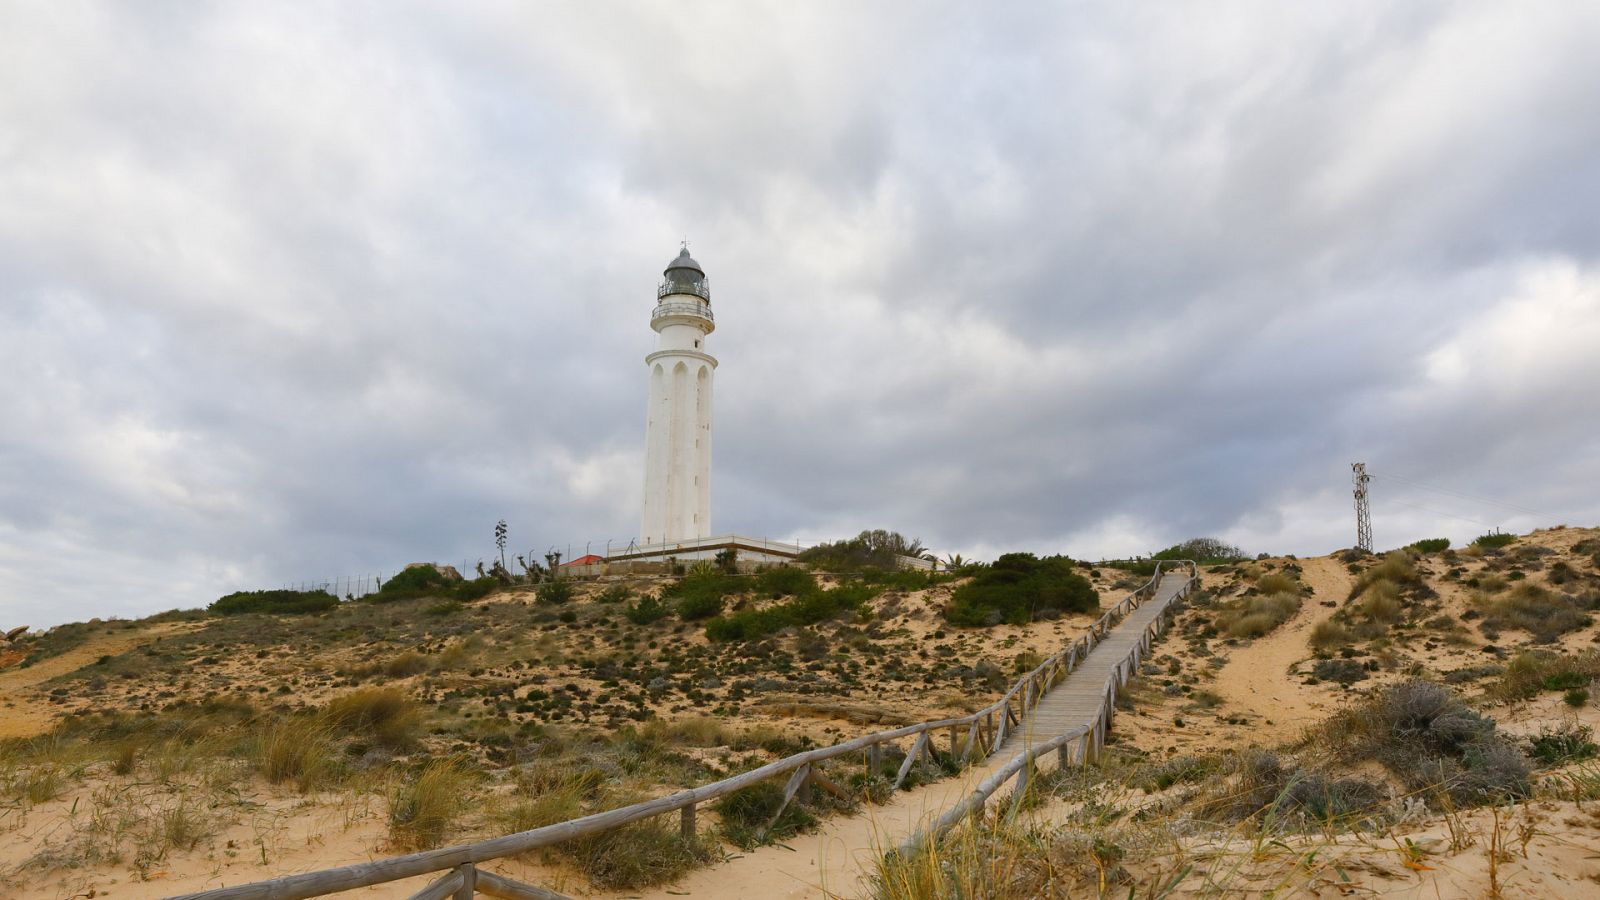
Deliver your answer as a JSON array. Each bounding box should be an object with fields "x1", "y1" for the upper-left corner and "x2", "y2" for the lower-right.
[
  {"x1": 1369, "y1": 471, "x2": 1556, "y2": 519},
  {"x1": 1383, "y1": 497, "x2": 1500, "y2": 530}
]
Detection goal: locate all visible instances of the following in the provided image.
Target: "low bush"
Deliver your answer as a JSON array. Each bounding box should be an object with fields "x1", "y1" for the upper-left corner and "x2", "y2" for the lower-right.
[
  {"x1": 1408, "y1": 538, "x2": 1451, "y2": 553},
  {"x1": 1528, "y1": 722, "x2": 1598, "y2": 766},
  {"x1": 1198, "y1": 750, "x2": 1386, "y2": 827},
  {"x1": 676, "y1": 592, "x2": 724, "y2": 620},
  {"x1": 944, "y1": 553, "x2": 1098, "y2": 627},
  {"x1": 210, "y1": 589, "x2": 337, "y2": 616},
  {"x1": 1255, "y1": 572, "x2": 1299, "y2": 595},
  {"x1": 382, "y1": 651, "x2": 431, "y2": 678},
  {"x1": 256, "y1": 721, "x2": 337, "y2": 789},
  {"x1": 755, "y1": 566, "x2": 814, "y2": 597},
  {"x1": 567, "y1": 819, "x2": 712, "y2": 889},
  {"x1": 1309, "y1": 619, "x2": 1353, "y2": 650},
  {"x1": 1217, "y1": 592, "x2": 1300, "y2": 639},
  {"x1": 365, "y1": 565, "x2": 455, "y2": 603},
  {"x1": 716, "y1": 780, "x2": 818, "y2": 848},
  {"x1": 537, "y1": 580, "x2": 576, "y2": 605},
  {"x1": 455, "y1": 576, "x2": 499, "y2": 602},
  {"x1": 1310, "y1": 658, "x2": 1369, "y2": 684},
  {"x1": 625, "y1": 595, "x2": 669, "y2": 625},
  {"x1": 1153, "y1": 537, "x2": 1248, "y2": 564},
  {"x1": 796, "y1": 529, "x2": 927, "y2": 571},
  {"x1": 1350, "y1": 552, "x2": 1424, "y2": 598},
  {"x1": 1357, "y1": 580, "x2": 1404, "y2": 623},
  {"x1": 1317, "y1": 680, "x2": 1531, "y2": 806},
  {"x1": 1127, "y1": 754, "x2": 1213, "y2": 793},
  {"x1": 1491, "y1": 651, "x2": 1600, "y2": 701},
  {"x1": 594, "y1": 585, "x2": 631, "y2": 604},
  {"x1": 1473, "y1": 583, "x2": 1591, "y2": 643},
  {"x1": 1473, "y1": 531, "x2": 1518, "y2": 550}
]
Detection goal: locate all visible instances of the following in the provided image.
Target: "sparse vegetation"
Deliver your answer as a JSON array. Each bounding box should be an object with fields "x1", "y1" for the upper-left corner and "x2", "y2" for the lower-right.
[
  {"x1": 1472, "y1": 531, "x2": 1517, "y2": 550},
  {"x1": 1472, "y1": 582, "x2": 1591, "y2": 643},
  {"x1": 1408, "y1": 537, "x2": 1451, "y2": 553}
]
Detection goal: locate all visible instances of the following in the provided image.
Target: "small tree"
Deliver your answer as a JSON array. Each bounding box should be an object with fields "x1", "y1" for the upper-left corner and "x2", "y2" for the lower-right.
[
  {"x1": 544, "y1": 549, "x2": 563, "y2": 580},
  {"x1": 494, "y1": 519, "x2": 508, "y2": 572},
  {"x1": 715, "y1": 547, "x2": 738, "y2": 574}
]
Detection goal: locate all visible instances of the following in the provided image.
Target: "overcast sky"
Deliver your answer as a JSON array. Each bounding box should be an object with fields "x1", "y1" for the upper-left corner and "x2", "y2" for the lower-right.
[{"x1": 4, "y1": 2, "x2": 1600, "y2": 629}]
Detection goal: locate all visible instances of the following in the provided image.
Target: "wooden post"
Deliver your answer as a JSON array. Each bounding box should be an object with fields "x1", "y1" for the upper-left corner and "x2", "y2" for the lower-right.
[
  {"x1": 454, "y1": 863, "x2": 476, "y2": 900},
  {"x1": 868, "y1": 741, "x2": 883, "y2": 775},
  {"x1": 680, "y1": 803, "x2": 696, "y2": 840}
]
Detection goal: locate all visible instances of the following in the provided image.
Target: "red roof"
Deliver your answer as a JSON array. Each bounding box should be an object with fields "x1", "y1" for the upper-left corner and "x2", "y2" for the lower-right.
[{"x1": 560, "y1": 554, "x2": 605, "y2": 566}]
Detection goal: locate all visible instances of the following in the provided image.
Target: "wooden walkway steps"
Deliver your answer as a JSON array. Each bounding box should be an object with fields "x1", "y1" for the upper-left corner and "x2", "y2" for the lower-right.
[{"x1": 998, "y1": 570, "x2": 1192, "y2": 756}]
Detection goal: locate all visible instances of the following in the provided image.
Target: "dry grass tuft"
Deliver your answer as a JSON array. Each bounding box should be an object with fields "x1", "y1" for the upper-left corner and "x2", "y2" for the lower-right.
[
  {"x1": 388, "y1": 757, "x2": 473, "y2": 851},
  {"x1": 1218, "y1": 592, "x2": 1301, "y2": 639}
]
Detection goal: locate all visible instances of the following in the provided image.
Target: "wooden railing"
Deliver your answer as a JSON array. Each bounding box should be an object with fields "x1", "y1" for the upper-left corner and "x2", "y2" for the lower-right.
[{"x1": 172, "y1": 561, "x2": 1198, "y2": 900}]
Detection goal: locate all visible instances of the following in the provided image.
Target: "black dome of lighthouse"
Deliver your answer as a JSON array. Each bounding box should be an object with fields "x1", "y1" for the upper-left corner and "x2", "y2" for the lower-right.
[
  {"x1": 661, "y1": 247, "x2": 709, "y2": 299},
  {"x1": 664, "y1": 247, "x2": 704, "y2": 277}
]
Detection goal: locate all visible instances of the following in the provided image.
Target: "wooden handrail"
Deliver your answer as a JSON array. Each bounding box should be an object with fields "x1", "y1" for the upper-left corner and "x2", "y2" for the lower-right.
[{"x1": 173, "y1": 561, "x2": 1198, "y2": 900}]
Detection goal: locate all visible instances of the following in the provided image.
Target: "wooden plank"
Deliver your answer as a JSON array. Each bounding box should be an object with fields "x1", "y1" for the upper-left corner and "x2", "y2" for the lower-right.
[
  {"x1": 810, "y1": 767, "x2": 852, "y2": 802},
  {"x1": 475, "y1": 869, "x2": 572, "y2": 900},
  {"x1": 453, "y1": 863, "x2": 475, "y2": 900},
  {"x1": 893, "y1": 732, "x2": 930, "y2": 790},
  {"x1": 680, "y1": 803, "x2": 695, "y2": 840},
  {"x1": 758, "y1": 764, "x2": 812, "y2": 840}
]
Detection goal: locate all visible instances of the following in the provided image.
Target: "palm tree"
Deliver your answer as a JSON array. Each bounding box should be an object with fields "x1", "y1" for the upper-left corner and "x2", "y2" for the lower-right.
[{"x1": 944, "y1": 552, "x2": 966, "y2": 569}]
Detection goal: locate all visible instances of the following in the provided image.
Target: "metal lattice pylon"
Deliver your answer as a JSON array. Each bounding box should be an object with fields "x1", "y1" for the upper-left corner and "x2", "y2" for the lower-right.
[{"x1": 1352, "y1": 462, "x2": 1372, "y2": 552}]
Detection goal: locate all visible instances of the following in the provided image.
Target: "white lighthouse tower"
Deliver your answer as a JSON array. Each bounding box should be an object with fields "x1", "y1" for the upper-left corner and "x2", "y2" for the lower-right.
[{"x1": 639, "y1": 247, "x2": 716, "y2": 546}]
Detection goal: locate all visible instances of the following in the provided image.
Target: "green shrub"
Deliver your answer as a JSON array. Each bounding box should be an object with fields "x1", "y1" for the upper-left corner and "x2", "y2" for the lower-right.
[
  {"x1": 365, "y1": 565, "x2": 455, "y2": 602},
  {"x1": 1408, "y1": 538, "x2": 1451, "y2": 553},
  {"x1": 210, "y1": 589, "x2": 337, "y2": 616},
  {"x1": 1568, "y1": 687, "x2": 1591, "y2": 708},
  {"x1": 1528, "y1": 723, "x2": 1598, "y2": 766},
  {"x1": 1490, "y1": 651, "x2": 1600, "y2": 700},
  {"x1": 1473, "y1": 531, "x2": 1517, "y2": 550},
  {"x1": 1311, "y1": 658, "x2": 1368, "y2": 684},
  {"x1": 676, "y1": 592, "x2": 724, "y2": 620},
  {"x1": 537, "y1": 580, "x2": 576, "y2": 605},
  {"x1": 944, "y1": 553, "x2": 1098, "y2": 627},
  {"x1": 595, "y1": 585, "x2": 631, "y2": 604},
  {"x1": 795, "y1": 529, "x2": 927, "y2": 571},
  {"x1": 1153, "y1": 538, "x2": 1248, "y2": 564},
  {"x1": 625, "y1": 595, "x2": 669, "y2": 625},
  {"x1": 755, "y1": 566, "x2": 814, "y2": 597},
  {"x1": 661, "y1": 571, "x2": 746, "y2": 617},
  {"x1": 454, "y1": 576, "x2": 498, "y2": 602}
]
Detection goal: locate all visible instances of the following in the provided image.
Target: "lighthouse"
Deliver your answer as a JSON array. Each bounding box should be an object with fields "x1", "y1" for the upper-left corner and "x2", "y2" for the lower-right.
[{"x1": 639, "y1": 247, "x2": 716, "y2": 546}]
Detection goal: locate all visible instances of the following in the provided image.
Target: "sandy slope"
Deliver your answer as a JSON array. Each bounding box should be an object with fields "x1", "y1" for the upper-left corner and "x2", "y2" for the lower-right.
[
  {"x1": 1207, "y1": 555, "x2": 1352, "y2": 744},
  {"x1": 0, "y1": 622, "x2": 198, "y2": 739}
]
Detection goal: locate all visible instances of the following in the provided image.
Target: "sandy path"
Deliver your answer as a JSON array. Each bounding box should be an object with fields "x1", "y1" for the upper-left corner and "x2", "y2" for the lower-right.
[
  {"x1": 626, "y1": 741, "x2": 1015, "y2": 900},
  {"x1": 1209, "y1": 556, "x2": 1351, "y2": 744},
  {"x1": 0, "y1": 622, "x2": 197, "y2": 738}
]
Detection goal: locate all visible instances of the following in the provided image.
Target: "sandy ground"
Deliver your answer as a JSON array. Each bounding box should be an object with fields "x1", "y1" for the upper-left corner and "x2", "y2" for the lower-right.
[
  {"x1": 0, "y1": 621, "x2": 200, "y2": 739},
  {"x1": 1207, "y1": 554, "x2": 1352, "y2": 744}
]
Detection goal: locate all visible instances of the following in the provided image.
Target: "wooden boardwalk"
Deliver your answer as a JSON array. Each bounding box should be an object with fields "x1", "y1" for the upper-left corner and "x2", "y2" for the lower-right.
[{"x1": 998, "y1": 570, "x2": 1191, "y2": 755}]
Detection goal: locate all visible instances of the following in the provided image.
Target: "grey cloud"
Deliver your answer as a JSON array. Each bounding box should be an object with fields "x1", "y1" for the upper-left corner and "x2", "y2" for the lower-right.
[{"x1": 3, "y1": 2, "x2": 1600, "y2": 628}]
